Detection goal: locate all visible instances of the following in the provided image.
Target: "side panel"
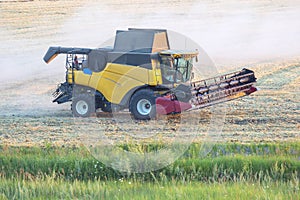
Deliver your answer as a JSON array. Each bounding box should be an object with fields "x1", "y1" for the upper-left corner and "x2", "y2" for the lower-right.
[
  {"x1": 151, "y1": 59, "x2": 163, "y2": 85},
  {"x1": 68, "y1": 63, "x2": 163, "y2": 105},
  {"x1": 67, "y1": 70, "x2": 91, "y2": 85},
  {"x1": 89, "y1": 63, "x2": 152, "y2": 104},
  {"x1": 104, "y1": 63, "x2": 149, "y2": 82},
  {"x1": 67, "y1": 70, "x2": 73, "y2": 83},
  {"x1": 152, "y1": 32, "x2": 169, "y2": 53}
]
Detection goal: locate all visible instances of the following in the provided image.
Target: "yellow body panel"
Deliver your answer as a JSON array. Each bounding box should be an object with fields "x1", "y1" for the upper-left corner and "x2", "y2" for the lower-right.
[
  {"x1": 67, "y1": 70, "x2": 91, "y2": 85},
  {"x1": 104, "y1": 63, "x2": 149, "y2": 82},
  {"x1": 90, "y1": 63, "x2": 151, "y2": 104},
  {"x1": 85, "y1": 63, "x2": 160, "y2": 104},
  {"x1": 73, "y1": 71, "x2": 91, "y2": 85},
  {"x1": 151, "y1": 60, "x2": 163, "y2": 85},
  {"x1": 67, "y1": 71, "x2": 73, "y2": 83},
  {"x1": 68, "y1": 62, "x2": 164, "y2": 104}
]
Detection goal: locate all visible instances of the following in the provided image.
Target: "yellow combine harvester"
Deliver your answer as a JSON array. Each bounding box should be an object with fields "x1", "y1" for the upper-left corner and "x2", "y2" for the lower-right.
[{"x1": 43, "y1": 28, "x2": 257, "y2": 119}]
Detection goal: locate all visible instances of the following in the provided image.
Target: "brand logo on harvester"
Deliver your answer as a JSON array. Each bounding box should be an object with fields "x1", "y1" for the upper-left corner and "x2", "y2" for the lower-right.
[{"x1": 74, "y1": 29, "x2": 226, "y2": 173}]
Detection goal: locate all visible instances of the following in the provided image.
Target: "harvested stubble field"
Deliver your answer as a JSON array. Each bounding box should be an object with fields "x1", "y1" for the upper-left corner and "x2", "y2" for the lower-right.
[{"x1": 0, "y1": 59, "x2": 299, "y2": 146}]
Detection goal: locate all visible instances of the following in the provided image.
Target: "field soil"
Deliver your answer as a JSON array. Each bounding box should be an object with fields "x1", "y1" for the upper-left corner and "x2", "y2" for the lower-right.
[{"x1": 0, "y1": 59, "x2": 299, "y2": 147}]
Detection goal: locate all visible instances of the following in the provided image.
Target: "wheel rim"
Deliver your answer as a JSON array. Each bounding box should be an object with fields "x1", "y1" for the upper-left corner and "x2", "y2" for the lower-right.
[
  {"x1": 76, "y1": 100, "x2": 89, "y2": 115},
  {"x1": 136, "y1": 99, "x2": 152, "y2": 116}
]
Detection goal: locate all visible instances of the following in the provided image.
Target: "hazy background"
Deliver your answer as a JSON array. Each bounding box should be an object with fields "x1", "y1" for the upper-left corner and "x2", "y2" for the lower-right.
[{"x1": 0, "y1": 0, "x2": 300, "y2": 84}]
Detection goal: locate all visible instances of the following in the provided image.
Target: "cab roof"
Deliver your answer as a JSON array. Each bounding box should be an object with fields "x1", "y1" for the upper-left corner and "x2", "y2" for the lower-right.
[{"x1": 159, "y1": 50, "x2": 198, "y2": 58}]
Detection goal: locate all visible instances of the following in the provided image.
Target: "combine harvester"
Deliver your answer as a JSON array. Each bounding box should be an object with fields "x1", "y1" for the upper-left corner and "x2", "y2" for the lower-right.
[{"x1": 43, "y1": 28, "x2": 257, "y2": 120}]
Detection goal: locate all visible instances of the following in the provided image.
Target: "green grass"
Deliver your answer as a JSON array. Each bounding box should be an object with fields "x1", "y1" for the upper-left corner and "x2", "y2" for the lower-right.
[
  {"x1": 0, "y1": 178, "x2": 299, "y2": 200},
  {"x1": 0, "y1": 142, "x2": 299, "y2": 181},
  {"x1": 0, "y1": 142, "x2": 299, "y2": 199}
]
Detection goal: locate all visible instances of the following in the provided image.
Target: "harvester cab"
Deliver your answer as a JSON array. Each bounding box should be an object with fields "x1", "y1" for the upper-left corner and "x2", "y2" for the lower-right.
[
  {"x1": 43, "y1": 28, "x2": 257, "y2": 120},
  {"x1": 159, "y1": 50, "x2": 197, "y2": 84}
]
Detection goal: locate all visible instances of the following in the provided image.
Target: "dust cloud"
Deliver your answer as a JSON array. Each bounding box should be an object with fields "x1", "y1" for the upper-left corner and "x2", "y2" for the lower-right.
[
  {"x1": 60, "y1": 1, "x2": 300, "y2": 67},
  {"x1": 0, "y1": 0, "x2": 300, "y2": 83}
]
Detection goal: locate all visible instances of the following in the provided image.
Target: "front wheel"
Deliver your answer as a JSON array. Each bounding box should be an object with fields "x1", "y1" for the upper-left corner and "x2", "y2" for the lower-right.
[
  {"x1": 129, "y1": 89, "x2": 157, "y2": 120},
  {"x1": 72, "y1": 94, "x2": 95, "y2": 117}
]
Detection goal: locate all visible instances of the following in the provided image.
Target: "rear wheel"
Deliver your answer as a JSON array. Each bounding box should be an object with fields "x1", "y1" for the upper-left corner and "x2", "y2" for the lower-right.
[
  {"x1": 72, "y1": 94, "x2": 95, "y2": 117},
  {"x1": 129, "y1": 89, "x2": 157, "y2": 120}
]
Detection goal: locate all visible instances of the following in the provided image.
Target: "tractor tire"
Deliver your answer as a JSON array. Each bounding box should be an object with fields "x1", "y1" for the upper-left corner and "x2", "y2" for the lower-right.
[
  {"x1": 72, "y1": 94, "x2": 95, "y2": 117},
  {"x1": 101, "y1": 102, "x2": 112, "y2": 113},
  {"x1": 129, "y1": 89, "x2": 157, "y2": 120}
]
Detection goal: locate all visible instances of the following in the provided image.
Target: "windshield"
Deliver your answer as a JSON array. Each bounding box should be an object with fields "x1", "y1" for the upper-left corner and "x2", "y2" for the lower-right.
[
  {"x1": 174, "y1": 57, "x2": 193, "y2": 82},
  {"x1": 160, "y1": 56, "x2": 193, "y2": 84}
]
